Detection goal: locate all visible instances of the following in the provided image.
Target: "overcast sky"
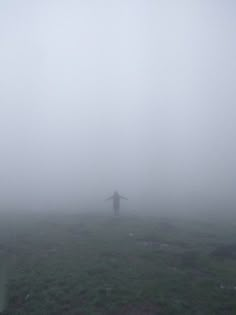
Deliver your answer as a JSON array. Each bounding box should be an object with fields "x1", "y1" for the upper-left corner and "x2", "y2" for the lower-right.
[{"x1": 0, "y1": 1, "x2": 235, "y2": 211}]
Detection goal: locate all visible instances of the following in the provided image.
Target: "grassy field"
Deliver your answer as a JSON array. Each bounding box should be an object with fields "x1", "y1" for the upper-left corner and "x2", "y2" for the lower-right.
[{"x1": 0, "y1": 210, "x2": 236, "y2": 315}]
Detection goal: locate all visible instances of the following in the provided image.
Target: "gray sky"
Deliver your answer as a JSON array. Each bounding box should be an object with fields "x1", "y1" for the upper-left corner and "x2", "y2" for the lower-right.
[{"x1": 0, "y1": 1, "x2": 236, "y2": 210}]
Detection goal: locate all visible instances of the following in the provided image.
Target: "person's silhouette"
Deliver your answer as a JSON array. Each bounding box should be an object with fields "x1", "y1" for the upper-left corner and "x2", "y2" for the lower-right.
[{"x1": 105, "y1": 191, "x2": 128, "y2": 216}]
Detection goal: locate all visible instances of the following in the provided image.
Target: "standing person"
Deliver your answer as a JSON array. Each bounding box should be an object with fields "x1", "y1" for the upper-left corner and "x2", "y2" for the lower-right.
[{"x1": 105, "y1": 191, "x2": 128, "y2": 216}]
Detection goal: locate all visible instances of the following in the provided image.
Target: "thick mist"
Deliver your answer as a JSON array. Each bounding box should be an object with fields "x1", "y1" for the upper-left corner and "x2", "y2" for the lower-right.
[{"x1": 0, "y1": 1, "x2": 236, "y2": 212}]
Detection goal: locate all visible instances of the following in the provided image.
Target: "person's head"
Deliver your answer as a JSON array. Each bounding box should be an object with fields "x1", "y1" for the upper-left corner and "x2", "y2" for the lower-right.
[{"x1": 114, "y1": 190, "x2": 119, "y2": 196}]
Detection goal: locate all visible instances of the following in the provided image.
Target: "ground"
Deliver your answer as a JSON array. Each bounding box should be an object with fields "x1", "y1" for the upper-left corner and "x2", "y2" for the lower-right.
[{"x1": 0, "y1": 210, "x2": 236, "y2": 315}]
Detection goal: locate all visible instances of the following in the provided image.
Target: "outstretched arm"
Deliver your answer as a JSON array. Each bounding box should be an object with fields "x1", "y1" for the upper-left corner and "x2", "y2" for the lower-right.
[
  {"x1": 104, "y1": 196, "x2": 113, "y2": 201},
  {"x1": 120, "y1": 195, "x2": 128, "y2": 200}
]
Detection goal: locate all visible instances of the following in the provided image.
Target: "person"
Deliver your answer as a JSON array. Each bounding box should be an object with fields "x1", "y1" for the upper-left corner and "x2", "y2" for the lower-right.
[{"x1": 105, "y1": 191, "x2": 128, "y2": 216}]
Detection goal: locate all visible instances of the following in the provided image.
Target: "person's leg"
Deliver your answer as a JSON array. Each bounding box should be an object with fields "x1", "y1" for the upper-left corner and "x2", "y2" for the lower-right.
[
  {"x1": 115, "y1": 206, "x2": 120, "y2": 216},
  {"x1": 114, "y1": 206, "x2": 119, "y2": 216}
]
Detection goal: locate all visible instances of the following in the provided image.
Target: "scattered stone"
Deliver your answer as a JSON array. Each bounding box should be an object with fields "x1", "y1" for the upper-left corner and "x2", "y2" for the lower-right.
[{"x1": 136, "y1": 239, "x2": 161, "y2": 248}]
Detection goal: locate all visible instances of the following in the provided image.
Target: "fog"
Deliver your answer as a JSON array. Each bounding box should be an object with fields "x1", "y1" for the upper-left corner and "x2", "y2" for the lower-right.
[{"x1": 0, "y1": 1, "x2": 235, "y2": 212}]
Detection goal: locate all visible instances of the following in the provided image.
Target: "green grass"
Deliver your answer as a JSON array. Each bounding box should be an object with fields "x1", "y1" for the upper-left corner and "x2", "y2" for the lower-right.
[{"x1": 0, "y1": 211, "x2": 236, "y2": 314}]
